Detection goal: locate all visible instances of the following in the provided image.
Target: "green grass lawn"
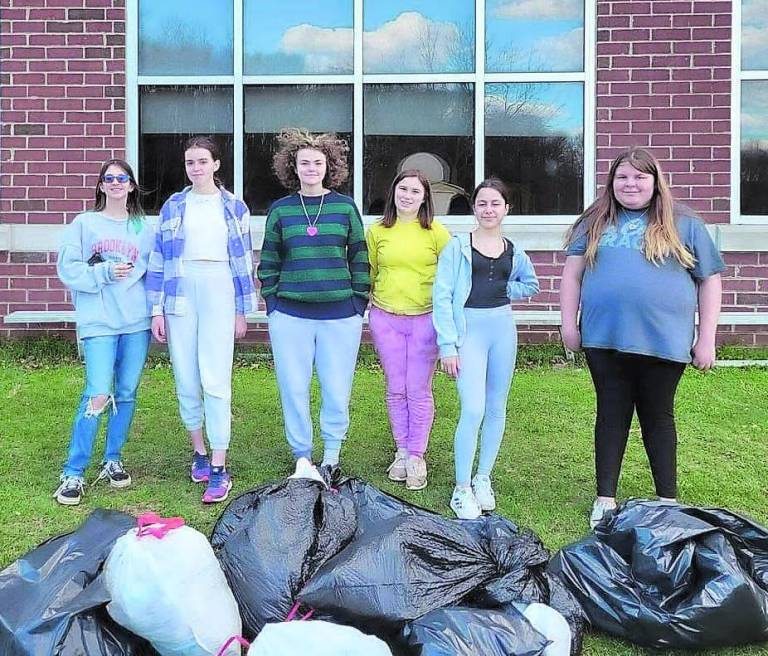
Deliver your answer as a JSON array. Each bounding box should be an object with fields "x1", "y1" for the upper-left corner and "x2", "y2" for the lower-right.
[{"x1": 1, "y1": 356, "x2": 767, "y2": 655}]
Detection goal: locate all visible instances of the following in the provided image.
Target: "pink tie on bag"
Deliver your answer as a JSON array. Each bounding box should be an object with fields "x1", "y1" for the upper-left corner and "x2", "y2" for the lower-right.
[
  {"x1": 135, "y1": 513, "x2": 185, "y2": 539},
  {"x1": 215, "y1": 635, "x2": 251, "y2": 656}
]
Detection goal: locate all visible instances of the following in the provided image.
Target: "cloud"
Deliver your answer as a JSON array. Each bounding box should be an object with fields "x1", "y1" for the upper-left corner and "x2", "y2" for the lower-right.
[
  {"x1": 536, "y1": 27, "x2": 583, "y2": 70},
  {"x1": 742, "y1": 82, "x2": 768, "y2": 141},
  {"x1": 492, "y1": 0, "x2": 582, "y2": 20},
  {"x1": 742, "y1": 25, "x2": 768, "y2": 70},
  {"x1": 485, "y1": 90, "x2": 578, "y2": 137},
  {"x1": 742, "y1": 0, "x2": 768, "y2": 29},
  {"x1": 279, "y1": 24, "x2": 353, "y2": 72},
  {"x1": 363, "y1": 12, "x2": 468, "y2": 73}
]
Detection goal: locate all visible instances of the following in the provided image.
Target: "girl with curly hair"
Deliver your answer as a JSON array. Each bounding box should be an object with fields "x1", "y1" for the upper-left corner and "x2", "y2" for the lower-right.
[
  {"x1": 366, "y1": 170, "x2": 451, "y2": 491},
  {"x1": 257, "y1": 128, "x2": 370, "y2": 481},
  {"x1": 561, "y1": 147, "x2": 725, "y2": 529}
]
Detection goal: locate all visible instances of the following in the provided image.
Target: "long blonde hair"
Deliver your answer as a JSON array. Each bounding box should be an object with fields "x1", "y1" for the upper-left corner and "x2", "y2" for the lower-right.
[{"x1": 565, "y1": 147, "x2": 694, "y2": 268}]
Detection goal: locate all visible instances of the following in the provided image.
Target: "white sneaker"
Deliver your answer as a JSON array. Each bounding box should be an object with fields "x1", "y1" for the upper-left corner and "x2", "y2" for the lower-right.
[
  {"x1": 450, "y1": 485, "x2": 482, "y2": 520},
  {"x1": 472, "y1": 474, "x2": 496, "y2": 511},
  {"x1": 589, "y1": 498, "x2": 617, "y2": 530},
  {"x1": 289, "y1": 457, "x2": 327, "y2": 487}
]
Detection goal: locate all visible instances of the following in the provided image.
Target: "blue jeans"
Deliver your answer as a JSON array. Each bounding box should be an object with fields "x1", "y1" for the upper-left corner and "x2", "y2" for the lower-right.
[{"x1": 63, "y1": 330, "x2": 150, "y2": 477}]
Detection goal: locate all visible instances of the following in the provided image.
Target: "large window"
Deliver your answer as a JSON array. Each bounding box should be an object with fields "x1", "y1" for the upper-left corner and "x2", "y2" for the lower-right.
[
  {"x1": 129, "y1": 0, "x2": 594, "y2": 218},
  {"x1": 737, "y1": 0, "x2": 768, "y2": 220}
]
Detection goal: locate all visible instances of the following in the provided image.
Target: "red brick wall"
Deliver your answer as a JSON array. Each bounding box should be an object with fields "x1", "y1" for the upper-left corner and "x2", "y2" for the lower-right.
[
  {"x1": 596, "y1": 0, "x2": 731, "y2": 223},
  {"x1": 1, "y1": 0, "x2": 766, "y2": 346},
  {"x1": 0, "y1": 0, "x2": 126, "y2": 335}
]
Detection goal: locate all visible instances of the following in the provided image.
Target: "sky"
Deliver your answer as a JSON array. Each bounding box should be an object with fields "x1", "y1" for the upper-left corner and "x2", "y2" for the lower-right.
[{"x1": 141, "y1": 0, "x2": 586, "y2": 75}]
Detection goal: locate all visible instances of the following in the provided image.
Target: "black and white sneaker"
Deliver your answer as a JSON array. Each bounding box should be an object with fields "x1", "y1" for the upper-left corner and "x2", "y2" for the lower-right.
[
  {"x1": 95, "y1": 460, "x2": 132, "y2": 488},
  {"x1": 54, "y1": 475, "x2": 85, "y2": 506}
]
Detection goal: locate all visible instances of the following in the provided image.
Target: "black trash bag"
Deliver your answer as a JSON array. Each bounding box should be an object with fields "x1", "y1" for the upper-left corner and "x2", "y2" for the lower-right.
[
  {"x1": 0, "y1": 509, "x2": 156, "y2": 656},
  {"x1": 549, "y1": 500, "x2": 768, "y2": 649},
  {"x1": 210, "y1": 477, "x2": 357, "y2": 638},
  {"x1": 336, "y1": 478, "x2": 586, "y2": 654},
  {"x1": 403, "y1": 605, "x2": 549, "y2": 656},
  {"x1": 299, "y1": 513, "x2": 501, "y2": 634}
]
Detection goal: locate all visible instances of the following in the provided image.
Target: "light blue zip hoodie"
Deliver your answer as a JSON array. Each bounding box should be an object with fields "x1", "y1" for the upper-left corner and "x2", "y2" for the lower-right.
[
  {"x1": 432, "y1": 232, "x2": 540, "y2": 358},
  {"x1": 57, "y1": 211, "x2": 155, "y2": 338}
]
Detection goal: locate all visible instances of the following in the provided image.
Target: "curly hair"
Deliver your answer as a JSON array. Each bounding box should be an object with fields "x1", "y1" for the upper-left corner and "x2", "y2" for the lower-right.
[{"x1": 272, "y1": 128, "x2": 350, "y2": 191}]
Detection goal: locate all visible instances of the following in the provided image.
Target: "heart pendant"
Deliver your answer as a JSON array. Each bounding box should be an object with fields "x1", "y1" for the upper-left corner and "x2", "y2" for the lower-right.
[{"x1": 306, "y1": 226, "x2": 318, "y2": 236}]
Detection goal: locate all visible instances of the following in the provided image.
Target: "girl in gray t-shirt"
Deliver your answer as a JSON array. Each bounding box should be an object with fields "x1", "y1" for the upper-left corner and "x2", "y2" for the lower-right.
[{"x1": 560, "y1": 147, "x2": 725, "y2": 529}]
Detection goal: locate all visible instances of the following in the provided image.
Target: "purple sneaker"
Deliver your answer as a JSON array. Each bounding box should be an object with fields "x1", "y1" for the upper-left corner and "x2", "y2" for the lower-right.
[
  {"x1": 202, "y1": 469, "x2": 232, "y2": 504},
  {"x1": 191, "y1": 452, "x2": 210, "y2": 483}
]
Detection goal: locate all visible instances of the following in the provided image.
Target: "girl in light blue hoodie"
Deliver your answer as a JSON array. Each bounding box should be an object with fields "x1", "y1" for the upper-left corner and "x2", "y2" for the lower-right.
[
  {"x1": 433, "y1": 179, "x2": 539, "y2": 519},
  {"x1": 54, "y1": 159, "x2": 154, "y2": 506}
]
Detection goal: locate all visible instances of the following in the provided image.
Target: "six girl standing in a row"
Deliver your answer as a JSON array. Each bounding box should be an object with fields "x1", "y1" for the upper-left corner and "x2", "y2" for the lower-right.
[{"x1": 53, "y1": 132, "x2": 723, "y2": 527}]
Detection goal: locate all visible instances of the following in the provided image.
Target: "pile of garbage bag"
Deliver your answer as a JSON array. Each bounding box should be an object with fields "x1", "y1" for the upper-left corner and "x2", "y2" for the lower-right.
[
  {"x1": 549, "y1": 500, "x2": 768, "y2": 649},
  {"x1": 3, "y1": 477, "x2": 768, "y2": 655}
]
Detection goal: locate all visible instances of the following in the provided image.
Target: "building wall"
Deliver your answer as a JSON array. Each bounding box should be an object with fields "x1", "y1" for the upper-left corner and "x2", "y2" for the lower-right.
[{"x1": 1, "y1": 0, "x2": 767, "y2": 345}]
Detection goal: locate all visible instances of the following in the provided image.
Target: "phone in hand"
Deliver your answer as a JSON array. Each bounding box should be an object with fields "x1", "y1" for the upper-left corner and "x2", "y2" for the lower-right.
[{"x1": 87, "y1": 251, "x2": 105, "y2": 266}]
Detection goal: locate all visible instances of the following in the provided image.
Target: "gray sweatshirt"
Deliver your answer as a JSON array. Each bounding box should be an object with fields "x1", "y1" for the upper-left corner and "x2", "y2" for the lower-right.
[{"x1": 57, "y1": 211, "x2": 155, "y2": 338}]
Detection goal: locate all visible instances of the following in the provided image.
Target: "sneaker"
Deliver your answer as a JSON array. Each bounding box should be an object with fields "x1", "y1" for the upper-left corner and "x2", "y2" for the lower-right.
[
  {"x1": 191, "y1": 452, "x2": 211, "y2": 483},
  {"x1": 289, "y1": 457, "x2": 327, "y2": 487},
  {"x1": 589, "y1": 498, "x2": 617, "y2": 530},
  {"x1": 202, "y1": 468, "x2": 232, "y2": 504},
  {"x1": 95, "y1": 460, "x2": 132, "y2": 488},
  {"x1": 386, "y1": 450, "x2": 408, "y2": 482},
  {"x1": 405, "y1": 455, "x2": 427, "y2": 490},
  {"x1": 450, "y1": 485, "x2": 482, "y2": 520},
  {"x1": 472, "y1": 474, "x2": 496, "y2": 511},
  {"x1": 54, "y1": 475, "x2": 85, "y2": 506}
]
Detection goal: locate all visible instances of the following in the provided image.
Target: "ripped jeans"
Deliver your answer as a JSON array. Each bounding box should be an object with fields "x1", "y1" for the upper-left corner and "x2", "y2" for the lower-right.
[{"x1": 62, "y1": 329, "x2": 150, "y2": 478}]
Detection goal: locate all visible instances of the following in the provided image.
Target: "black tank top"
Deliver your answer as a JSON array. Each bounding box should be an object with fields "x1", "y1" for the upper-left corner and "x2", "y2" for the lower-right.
[{"x1": 465, "y1": 236, "x2": 514, "y2": 309}]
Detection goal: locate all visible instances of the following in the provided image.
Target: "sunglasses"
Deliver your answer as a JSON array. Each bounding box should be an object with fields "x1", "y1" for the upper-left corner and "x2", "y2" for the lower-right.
[{"x1": 102, "y1": 174, "x2": 130, "y2": 183}]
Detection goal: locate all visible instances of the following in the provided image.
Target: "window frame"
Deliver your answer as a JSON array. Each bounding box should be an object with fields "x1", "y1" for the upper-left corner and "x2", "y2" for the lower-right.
[
  {"x1": 126, "y1": 0, "x2": 596, "y2": 225},
  {"x1": 731, "y1": 0, "x2": 768, "y2": 224}
]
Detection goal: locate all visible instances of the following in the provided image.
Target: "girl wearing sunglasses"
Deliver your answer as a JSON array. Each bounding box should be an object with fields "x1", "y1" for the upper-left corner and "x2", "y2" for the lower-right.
[
  {"x1": 146, "y1": 135, "x2": 256, "y2": 504},
  {"x1": 54, "y1": 159, "x2": 153, "y2": 506}
]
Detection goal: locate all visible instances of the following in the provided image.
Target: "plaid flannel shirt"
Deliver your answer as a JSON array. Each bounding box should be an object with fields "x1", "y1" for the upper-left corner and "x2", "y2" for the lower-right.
[{"x1": 145, "y1": 186, "x2": 257, "y2": 316}]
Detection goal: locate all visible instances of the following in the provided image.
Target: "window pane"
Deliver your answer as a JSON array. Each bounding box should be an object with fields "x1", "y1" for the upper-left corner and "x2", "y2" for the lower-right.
[
  {"x1": 485, "y1": 83, "x2": 583, "y2": 215},
  {"x1": 244, "y1": 85, "x2": 354, "y2": 214},
  {"x1": 742, "y1": 81, "x2": 768, "y2": 215},
  {"x1": 363, "y1": 1, "x2": 474, "y2": 73},
  {"x1": 364, "y1": 83, "x2": 474, "y2": 214},
  {"x1": 742, "y1": 0, "x2": 768, "y2": 70},
  {"x1": 139, "y1": 86, "x2": 234, "y2": 213},
  {"x1": 244, "y1": 0, "x2": 353, "y2": 75},
  {"x1": 485, "y1": 0, "x2": 584, "y2": 73},
  {"x1": 138, "y1": 0, "x2": 233, "y2": 75}
]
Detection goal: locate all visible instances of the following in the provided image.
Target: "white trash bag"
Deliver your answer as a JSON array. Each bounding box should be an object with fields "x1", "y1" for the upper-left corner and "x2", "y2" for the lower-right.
[
  {"x1": 104, "y1": 513, "x2": 242, "y2": 656},
  {"x1": 218, "y1": 620, "x2": 392, "y2": 656}
]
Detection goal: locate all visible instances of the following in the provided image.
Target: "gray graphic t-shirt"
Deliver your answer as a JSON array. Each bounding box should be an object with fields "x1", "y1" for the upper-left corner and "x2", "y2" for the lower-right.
[{"x1": 566, "y1": 210, "x2": 726, "y2": 363}]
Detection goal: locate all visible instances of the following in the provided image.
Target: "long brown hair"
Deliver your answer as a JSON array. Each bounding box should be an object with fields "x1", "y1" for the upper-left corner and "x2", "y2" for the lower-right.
[
  {"x1": 564, "y1": 147, "x2": 694, "y2": 268},
  {"x1": 94, "y1": 159, "x2": 144, "y2": 217},
  {"x1": 273, "y1": 127, "x2": 349, "y2": 191},
  {"x1": 184, "y1": 135, "x2": 224, "y2": 188},
  {"x1": 381, "y1": 169, "x2": 435, "y2": 229}
]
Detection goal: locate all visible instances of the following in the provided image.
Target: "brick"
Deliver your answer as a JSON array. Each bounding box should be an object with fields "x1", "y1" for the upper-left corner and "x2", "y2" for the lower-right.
[
  {"x1": 67, "y1": 60, "x2": 104, "y2": 71},
  {"x1": 652, "y1": 81, "x2": 690, "y2": 94},
  {"x1": 691, "y1": 27, "x2": 730, "y2": 40},
  {"x1": 631, "y1": 69, "x2": 670, "y2": 81},
  {"x1": 598, "y1": 42, "x2": 631, "y2": 55},
  {"x1": 611, "y1": 108, "x2": 651, "y2": 120},
  {"x1": 673, "y1": 146, "x2": 714, "y2": 159},
  {"x1": 651, "y1": 55, "x2": 691, "y2": 67},
  {"x1": 632, "y1": 15, "x2": 672, "y2": 28},
  {"x1": 611, "y1": 55, "x2": 651, "y2": 68},
  {"x1": 28, "y1": 60, "x2": 65, "y2": 71},
  {"x1": 28, "y1": 33, "x2": 66, "y2": 45},
  {"x1": 598, "y1": 16, "x2": 631, "y2": 28},
  {"x1": 600, "y1": 95, "x2": 631, "y2": 108},
  {"x1": 28, "y1": 8, "x2": 66, "y2": 19},
  {"x1": 633, "y1": 41, "x2": 672, "y2": 55},
  {"x1": 692, "y1": 133, "x2": 730, "y2": 146},
  {"x1": 693, "y1": 54, "x2": 730, "y2": 67},
  {"x1": 736, "y1": 294, "x2": 768, "y2": 306},
  {"x1": 671, "y1": 94, "x2": 713, "y2": 108},
  {"x1": 84, "y1": 47, "x2": 111, "y2": 58},
  {"x1": 67, "y1": 8, "x2": 104, "y2": 19},
  {"x1": 651, "y1": 133, "x2": 691, "y2": 145},
  {"x1": 654, "y1": 1, "x2": 692, "y2": 11},
  {"x1": 11, "y1": 277, "x2": 46, "y2": 289},
  {"x1": 673, "y1": 14, "x2": 712, "y2": 27},
  {"x1": 723, "y1": 280, "x2": 757, "y2": 292},
  {"x1": 693, "y1": 1, "x2": 730, "y2": 12},
  {"x1": 631, "y1": 95, "x2": 672, "y2": 107},
  {"x1": 46, "y1": 21, "x2": 85, "y2": 33},
  {"x1": 693, "y1": 160, "x2": 729, "y2": 173},
  {"x1": 104, "y1": 86, "x2": 124, "y2": 97},
  {"x1": 9, "y1": 252, "x2": 46, "y2": 264},
  {"x1": 673, "y1": 41, "x2": 714, "y2": 54},
  {"x1": 651, "y1": 107, "x2": 691, "y2": 119},
  {"x1": 672, "y1": 68, "x2": 714, "y2": 81},
  {"x1": 67, "y1": 33, "x2": 104, "y2": 45},
  {"x1": 12, "y1": 199, "x2": 44, "y2": 211},
  {"x1": 612, "y1": 2, "x2": 652, "y2": 14},
  {"x1": 612, "y1": 29, "x2": 651, "y2": 41},
  {"x1": 610, "y1": 133, "x2": 651, "y2": 146}
]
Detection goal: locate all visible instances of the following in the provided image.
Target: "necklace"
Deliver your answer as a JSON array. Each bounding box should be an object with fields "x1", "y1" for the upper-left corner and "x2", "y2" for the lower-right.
[{"x1": 299, "y1": 192, "x2": 325, "y2": 236}]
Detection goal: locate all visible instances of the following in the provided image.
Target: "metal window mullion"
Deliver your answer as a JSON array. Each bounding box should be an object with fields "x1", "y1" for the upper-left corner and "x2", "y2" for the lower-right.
[
  {"x1": 474, "y1": 0, "x2": 485, "y2": 187},
  {"x1": 583, "y1": 0, "x2": 596, "y2": 209},
  {"x1": 126, "y1": 0, "x2": 139, "y2": 169},
  {"x1": 353, "y1": 0, "x2": 364, "y2": 209},
  {"x1": 740, "y1": 70, "x2": 768, "y2": 80},
  {"x1": 483, "y1": 71, "x2": 585, "y2": 83},
  {"x1": 136, "y1": 75, "x2": 236, "y2": 85},
  {"x1": 362, "y1": 73, "x2": 475, "y2": 84},
  {"x1": 242, "y1": 74, "x2": 355, "y2": 85},
  {"x1": 233, "y1": 0, "x2": 244, "y2": 199}
]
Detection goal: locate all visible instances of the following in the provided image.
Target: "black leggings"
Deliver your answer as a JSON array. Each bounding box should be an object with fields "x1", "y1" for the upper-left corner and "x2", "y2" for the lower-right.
[{"x1": 584, "y1": 348, "x2": 686, "y2": 499}]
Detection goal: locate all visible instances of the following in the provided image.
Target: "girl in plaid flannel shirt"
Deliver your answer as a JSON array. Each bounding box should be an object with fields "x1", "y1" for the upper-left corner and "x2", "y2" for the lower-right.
[{"x1": 146, "y1": 135, "x2": 256, "y2": 504}]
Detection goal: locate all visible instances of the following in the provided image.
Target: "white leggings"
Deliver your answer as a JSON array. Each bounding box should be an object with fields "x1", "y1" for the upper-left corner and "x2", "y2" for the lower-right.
[{"x1": 166, "y1": 261, "x2": 235, "y2": 450}]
